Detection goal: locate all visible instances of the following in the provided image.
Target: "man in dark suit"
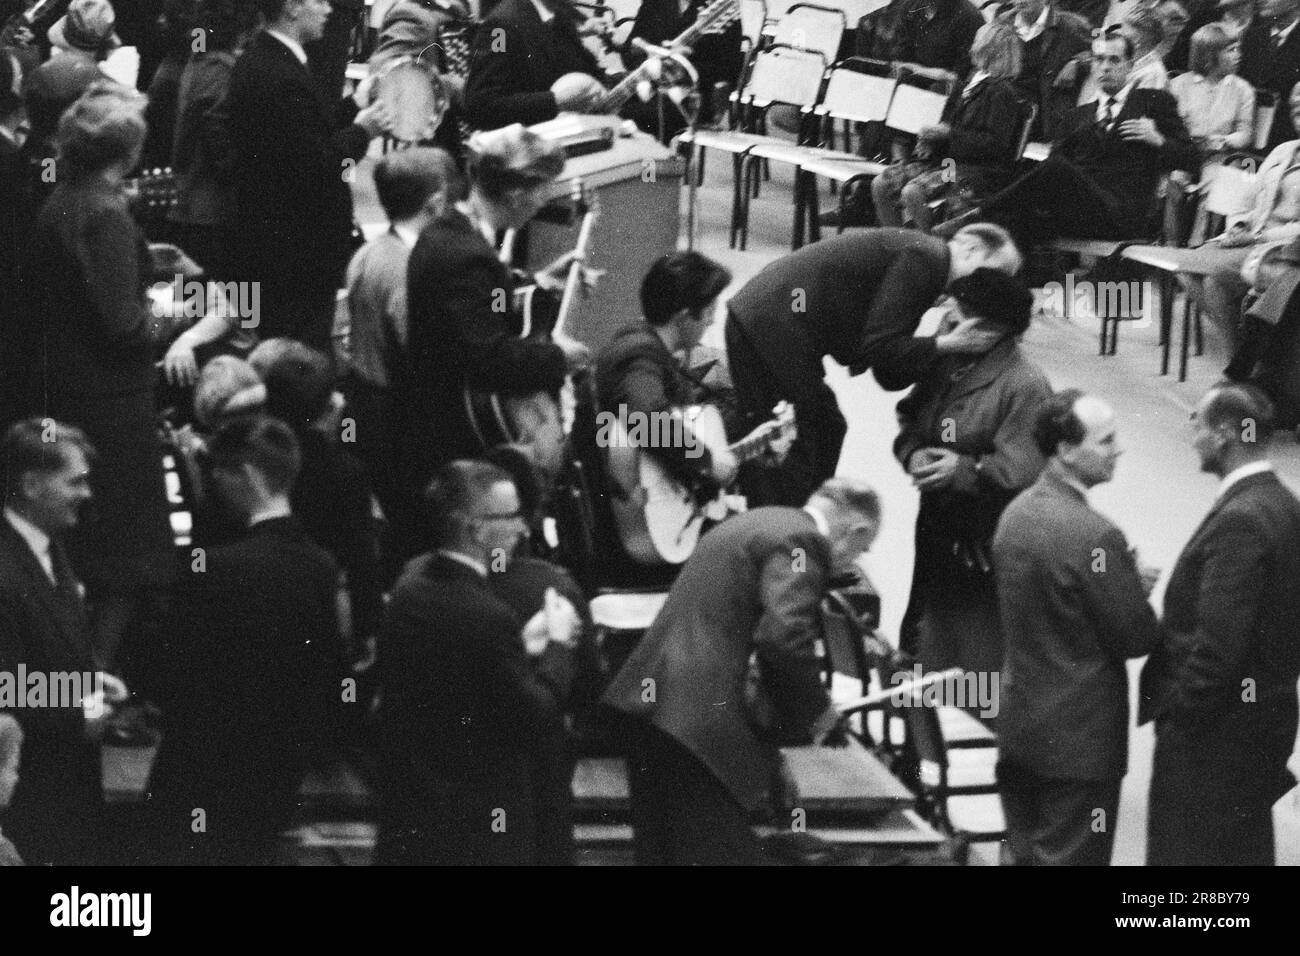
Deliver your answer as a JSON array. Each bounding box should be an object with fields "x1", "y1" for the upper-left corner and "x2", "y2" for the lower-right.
[
  {"x1": 0, "y1": 419, "x2": 127, "y2": 866},
  {"x1": 1240, "y1": 0, "x2": 1300, "y2": 149},
  {"x1": 954, "y1": 33, "x2": 1198, "y2": 248},
  {"x1": 140, "y1": 415, "x2": 342, "y2": 865},
  {"x1": 226, "y1": 0, "x2": 390, "y2": 351},
  {"x1": 602, "y1": 477, "x2": 881, "y2": 865},
  {"x1": 0, "y1": 50, "x2": 34, "y2": 395},
  {"x1": 992, "y1": 391, "x2": 1162, "y2": 865},
  {"x1": 464, "y1": 0, "x2": 609, "y2": 129},
  {"x1": 1140, "y1": 383, "x2": 1300, "y2": 865},
  {"x1": 1006, "y1": 0, "x2": 1093, "y2": 139},
  {"x1": 724, "y1": 224, "x2": 1021, "y2": 506},
  {"x1": 375, "y1": 459, "x2": 580, "y2": 865}
]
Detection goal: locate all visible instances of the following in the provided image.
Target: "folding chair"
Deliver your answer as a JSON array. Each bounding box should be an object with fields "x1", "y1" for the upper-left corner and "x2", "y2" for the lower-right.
[
  {"x1": 770, "y1": 3, "x2": 847, "y2": 62},
  {"x1": 678, "y1": 44, "x2": 828, "y2": 248}
]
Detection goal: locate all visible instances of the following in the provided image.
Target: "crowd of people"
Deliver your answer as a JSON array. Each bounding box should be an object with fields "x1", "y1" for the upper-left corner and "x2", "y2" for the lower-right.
[{"x1": 0, "y1": 0, "x2": 1297, "y2": 869}]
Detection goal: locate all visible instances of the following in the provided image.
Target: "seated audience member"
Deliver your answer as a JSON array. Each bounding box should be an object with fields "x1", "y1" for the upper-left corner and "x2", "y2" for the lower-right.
[
  {"x1": 894, "y1": 0, "x2": 987, "y2": 82},
  {"x1": 253, "y1": 340, "x2": 383, "y2": 664},
  {"x1": 141, "y1": 415, "x2": 342, "y2": 865},
  {"x1": 395, "y1": 124, "x2": 585, "y2": 554},
  {"x1": 1192, "y1": 85, "x2": 1300, "y2": 331},
  {"x1": 463, "y1": 0, "x2": 609, "y2": 129},
  {"x1": 0, "y1": 715, "x2": 21, "y2": 865},
  {"x1": 1218, "y1": 229, "x2": 1300, "y2": 410},
  {"x1": 1155, "y1": 0, "x2": 1192, "y2": 66},
  {"x1": 141, "y1": 0, "x2": 195, "y2": 171},
  {"x1": 1218, "y1": 0, "x2": 1256, "y2": 40},
  {"x1": 1006, "y1": 0, "x2": 1092, "y2": 139},
  {"x1": 0, "y1": 420, "x2": 128, "y2": 866},
  {"x1": 945, "y1": 33, "x2": 1197, "y2": 246},
  {"x1": 894, "y1": 270, "x2": 1052, "y2": 677},
  {"x1": 1078, "y1": 6, "x2": 1171, "y2": 103},
  {"x1": 344, "y1": 146, "x2": 458, "y2": 570},
  {"x1": 873, "y1": 20, "x2": 1032, "y2": 231},
  {"x1": 993, "y1": 390, "x2": 1161, "y2": 865},
  {"x1": 1241, "y1": 0, "x2": 1300, "y2": 149},
  {"x1": 374, "y1": 460, "x2": 581, "y2": 865},
  {"x1": 602, "y1": 477, "x2": 881, "y2": 865},
  {"x1": 167, "y1": 0, "x2": 260, "y2": 279},
  {"x1": 1169, "y1": 23, "x2": 1254, "y2": 154},
  {"x1": 21, "y1": 0, "x2": 121, "y2": 195}
]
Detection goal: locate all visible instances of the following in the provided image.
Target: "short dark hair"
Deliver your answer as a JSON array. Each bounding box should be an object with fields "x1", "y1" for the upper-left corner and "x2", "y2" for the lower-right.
[
  {"x1": 1201, "y1": 382, "x2": 1275, "y2": 442},
  {"x1": 640, "y1": 252, "x2": 732, "y2": 326},
  {"x1": 947, "y1": 267, "x2": 1034, "y2": 336},
  {"x1": 255, "y1": 0, "x2": 291, "y2": 22},
  {"x1": 2, "y1": 418, "x2": 97, "y2": 501},
  {"x1": 252, "y1": 340, "x2": 334, "y2": 431},
  {"x1": 195, "y1": 0, "x2": 259, "y2": 52},
  {"x1": 424, "y1": 459, "x2": 514, "y2": 547},
  {"x1": 204, "y1": 414, "x2": 302, "y2": 494},
  {"x1": 374, "y1": 147, "x2": 458, "y2": 221},
  {"x1": 1097, "y1": 28, "x2": 1136, "y2": 61},
  {"x1": 1033, "y1": 388, "x2": 1087, "y2": 457}
]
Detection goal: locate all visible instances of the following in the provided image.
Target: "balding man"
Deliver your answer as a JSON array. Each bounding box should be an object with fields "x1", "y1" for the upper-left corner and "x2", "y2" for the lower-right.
[
  {"x1": 993, "y1": 390, "x2": 1162, "y2": 865},
  {"x1": 725, "y1": 224, "x2": 1022, "y2": 506},
  {"x1": 1141, "y1": 383, "x2": 1300, "y2": 865}
]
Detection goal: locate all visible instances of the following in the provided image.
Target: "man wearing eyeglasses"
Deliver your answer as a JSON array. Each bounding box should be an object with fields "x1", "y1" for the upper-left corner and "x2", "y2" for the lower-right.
[{"x1": 374, "y1": 459, "x2": 583, "y2": 865}]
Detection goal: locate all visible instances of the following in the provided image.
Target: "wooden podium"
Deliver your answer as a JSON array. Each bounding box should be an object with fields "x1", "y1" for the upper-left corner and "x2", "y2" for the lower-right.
[{"x1": 523, "y1": 130, "x2": 685, "y2": 355}]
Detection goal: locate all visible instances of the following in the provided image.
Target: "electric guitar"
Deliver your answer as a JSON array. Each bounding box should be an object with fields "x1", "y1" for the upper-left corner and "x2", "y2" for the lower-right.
[{"x1": 606, "y1": 401, "x2": 797, "y2": 565}]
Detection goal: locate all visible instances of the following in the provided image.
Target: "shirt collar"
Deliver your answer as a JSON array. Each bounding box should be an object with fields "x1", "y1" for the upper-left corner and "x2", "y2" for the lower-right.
[
  {"x1": 802, "y1": 504, "x2": 831, "y2": 539},
  {"x1": 1096, "y1": 82, "x2": 1131, "y2": 119},
  {"x1": 437, "y1": 548, "x2": 489, "y2": 577},
  {"x1": 248, "y1": 501, "x2": 293, "y2": 528},
  {"x1": 963, "y1": 70, "x2": 989, "y2": 95},
  {"x1": 1218, "y1": 460, "x2": 1273, "y2": 498},
  {"x1": 1014, "y1": 4, "x2": 1049, "y2": 41},
  {"x1": 1273, "y1": 17, "x2": 1299, "y2": 44},
  {"x1": 3, "y1": 507, "x2": 51, "y2": 565},
  {"x1": 531, "y1": 0, "x2": 557, "y2": 23},
  {"x1": 267, "y1": 29, "x2": 309, "y2": 66},
  {"x1": 393, "y1": 222, "x2": 421, "y2": 248}
]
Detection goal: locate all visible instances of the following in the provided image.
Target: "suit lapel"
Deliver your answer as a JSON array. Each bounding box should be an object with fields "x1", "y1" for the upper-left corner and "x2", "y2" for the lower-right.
[{"x1": 0, "y1": 520, "x2": 89, "y2": 664}]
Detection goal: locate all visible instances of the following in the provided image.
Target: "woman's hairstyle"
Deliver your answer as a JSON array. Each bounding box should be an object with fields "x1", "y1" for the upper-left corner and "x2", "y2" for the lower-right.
[
  {"x1": 1122, "y1": 6, "x2": 1164, "y2": 53},
  {"x1": 194, "y1": 355, "x2": 267, "y2": 429},
  {"x1": 55, "y1": 79, "x2": 147, "y2": 178},
  {"x1": 948, "y1": 267, "x2": 1035, "y2": 337},
  {"x1": 971, "y1": 20, "x2": 1023, "y2": 80},
  {"x1": 1188, "y1": 22, "x2": 1235, "y2": 76},
  {"x1": 640, "y1": 251, "x2": 732, "y2": 326},
  {"x1": 465, "y1": 123, "x2": 564, "y2": 201}
]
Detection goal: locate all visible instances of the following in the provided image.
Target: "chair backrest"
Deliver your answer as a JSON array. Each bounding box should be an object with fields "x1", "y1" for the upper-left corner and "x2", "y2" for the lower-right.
[
  {"x1": 884, "y1": 80, "x2": 948, "y2": 134},
  {"x1": 771, "y1": 3, "x2": 846, "y2": 62},
  {"x1": 814, "y1": 63, "x2": 895, "y2": 123},
  {"x1": 1203, "y1": 161, "x2": 1257, "y2": 218},
  {"x1": 1254, "y1": 89, "x2": 1277, "y2": 152},
  {"x1": 740, "y1": 44, "x2": 828, "y2": 108},
  {"x1": 740, "y1": 0, "x2": 768, "y2": 46}
]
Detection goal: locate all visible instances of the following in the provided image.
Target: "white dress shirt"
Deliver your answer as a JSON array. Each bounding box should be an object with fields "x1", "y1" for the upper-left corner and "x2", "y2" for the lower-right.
[
  {"x1": 531, "y1": 0, "x2": 557, "y2": 24},
  {"x1": 267, "y1": 29, "x2": 309, "y2": 66},
  {"x1": 437, "y1": 548, "x2": 489, "y2": 577},
  {"x1": 1217, "y1": 460, "x2": 1274, "y2": 499},
  {"x1": 803, "y1": 504, "x2": 831, "y2": 538},
  {"x1": 1015, "y1": 4, "x2": 1049, "y2": 42},
  {"x1": 4, "y1": 507, "x2": 55, "y2": 585}
]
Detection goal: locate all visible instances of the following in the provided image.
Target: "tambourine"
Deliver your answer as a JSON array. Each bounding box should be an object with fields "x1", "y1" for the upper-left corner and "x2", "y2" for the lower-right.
[{"x1": 372, "y1": 55, "x2": 450, "y2": 145}]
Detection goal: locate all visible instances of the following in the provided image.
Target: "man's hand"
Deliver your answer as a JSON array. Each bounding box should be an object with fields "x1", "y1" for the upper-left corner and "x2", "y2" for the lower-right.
[
  {"x1": 555, "y1": 333, "x2": 592, "y2": 372},
  {"x1": 1215, "y1": 223, "x2": 1255, "y2": 248},
  {"x1": 936, "y1": 316, "x2": 1004, "y2": 355},
  {"x1": 1119, "y1": 116, "x2": 1164, "y2": 148},
  {"x1": 162, "y1": 334, "x2": 200, "y2": 386},
  {"x1": 911, "y1": 448, "x2": 962, "y2": 491},
  {"x1": 520, "y1": 589, "x2": 582, "y2": 656},
  {"x1": 551, "y1": 72, "x2": 607, "y2": 112},
  {"x1": 354, "y1": 97, "x2": 393, "y2": 138}
]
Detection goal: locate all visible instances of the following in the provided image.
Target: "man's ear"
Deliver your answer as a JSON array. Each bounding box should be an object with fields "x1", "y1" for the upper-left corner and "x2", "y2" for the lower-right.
[{"x1": 18, "y1": 471, "x2": 42, "y2": 502}]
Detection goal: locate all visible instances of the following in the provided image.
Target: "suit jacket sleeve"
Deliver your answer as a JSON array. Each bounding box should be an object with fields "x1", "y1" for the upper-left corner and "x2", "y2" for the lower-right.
[
  {"x1": 76, "y1": 206, "x2": 149, "y2": 353},
  {"x1": 443, "y1": 252, "x2": 568, "y2": 394},
  {"x1": 945, "y1": 83, "x2": 1025, "y2": 165},
  {"x1": 477, "y1": 606, "x2": 565, "y2": 744},
  {"x1": 948, "y1": 372, "x2": 1052, "y2": 497},
  {"x1": 752, "y1": 549, "x2": 832, "y2": 740},
  {"x1": 1149, "y1": 90, "x2": 1200, "y2": 173},
  {"x1": 1164, "y1": 513, "x2": 1272, "y2": 722},
  {"x1": 1080, "y1": 525, "x2": 1162, "y2": 661},
  {"x1": 853, "y1": 249, "x2": 944, "y2": 390},
  {"x1": 464, "y1": 25, "x2": 561, "y2": 128}
]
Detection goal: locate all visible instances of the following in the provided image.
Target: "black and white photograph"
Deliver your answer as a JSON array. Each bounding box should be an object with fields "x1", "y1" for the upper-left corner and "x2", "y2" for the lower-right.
[{"x1": 0, "y1": 0, "x2": 1296, "y2": 925}]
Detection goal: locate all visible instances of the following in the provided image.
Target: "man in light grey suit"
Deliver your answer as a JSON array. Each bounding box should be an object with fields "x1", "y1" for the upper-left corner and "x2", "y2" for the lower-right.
[
  {"x1": 602, "y1": 477, "x2": 882, "y2": 865},
  {"x1": 992, "y1": 390, "x2": 1162, "y2": 865}
]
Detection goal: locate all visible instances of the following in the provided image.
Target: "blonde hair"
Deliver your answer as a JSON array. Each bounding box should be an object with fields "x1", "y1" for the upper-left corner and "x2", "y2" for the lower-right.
[
  {"x1": 466, "y1": 123, "x2": 565, "y2": 201},
  {"x1": 55, "y1": 79, "x2": 146, "y2": 178},
  {"x1": 971, "y1": 20, "x2": 1023, "y2": 80}
]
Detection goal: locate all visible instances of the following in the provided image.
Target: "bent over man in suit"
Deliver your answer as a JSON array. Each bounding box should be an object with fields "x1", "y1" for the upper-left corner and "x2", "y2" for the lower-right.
[
  {"x1": 602, "y1": 477, "x2": 882, "y2": 864},
  {"x1": 1141, "y1": 383, "x2": 1300, "y2": 865},
  {"x1": 724, "y1": 224, "x2": 1022, "y2": 506},
  {"x1": 992, "y1": 391, "x2": 1162, "y2": 865},
  {"x1": 227, "y1": 0, "x2": 391, "y2": 350}
]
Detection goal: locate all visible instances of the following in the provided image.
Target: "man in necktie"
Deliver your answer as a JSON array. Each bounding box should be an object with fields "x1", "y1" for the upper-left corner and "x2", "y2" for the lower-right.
[
  {"x1": 940, "y1": 32, "x2": 1197, "y2": 247},
  {"x1": 0, "y1": 419, "x2": 128, "y2": 865},
  {"x1": 1240, "y1": 0, "x2": 1300, "y2": 148}
]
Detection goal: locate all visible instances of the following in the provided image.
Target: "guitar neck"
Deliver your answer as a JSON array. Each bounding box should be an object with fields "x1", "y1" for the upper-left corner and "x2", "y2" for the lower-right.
[
  {"x1": 729, "y1": 429, "x2": 777, "y2": 464},
  {"x1": 595, "y1": 0, "x2": 738, "y2": 114}
]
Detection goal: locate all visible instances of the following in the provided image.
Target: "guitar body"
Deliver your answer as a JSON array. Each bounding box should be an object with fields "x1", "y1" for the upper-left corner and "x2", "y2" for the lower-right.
[{"x1": 606, "y1": 403, "x2": 795, "y2": 565}]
